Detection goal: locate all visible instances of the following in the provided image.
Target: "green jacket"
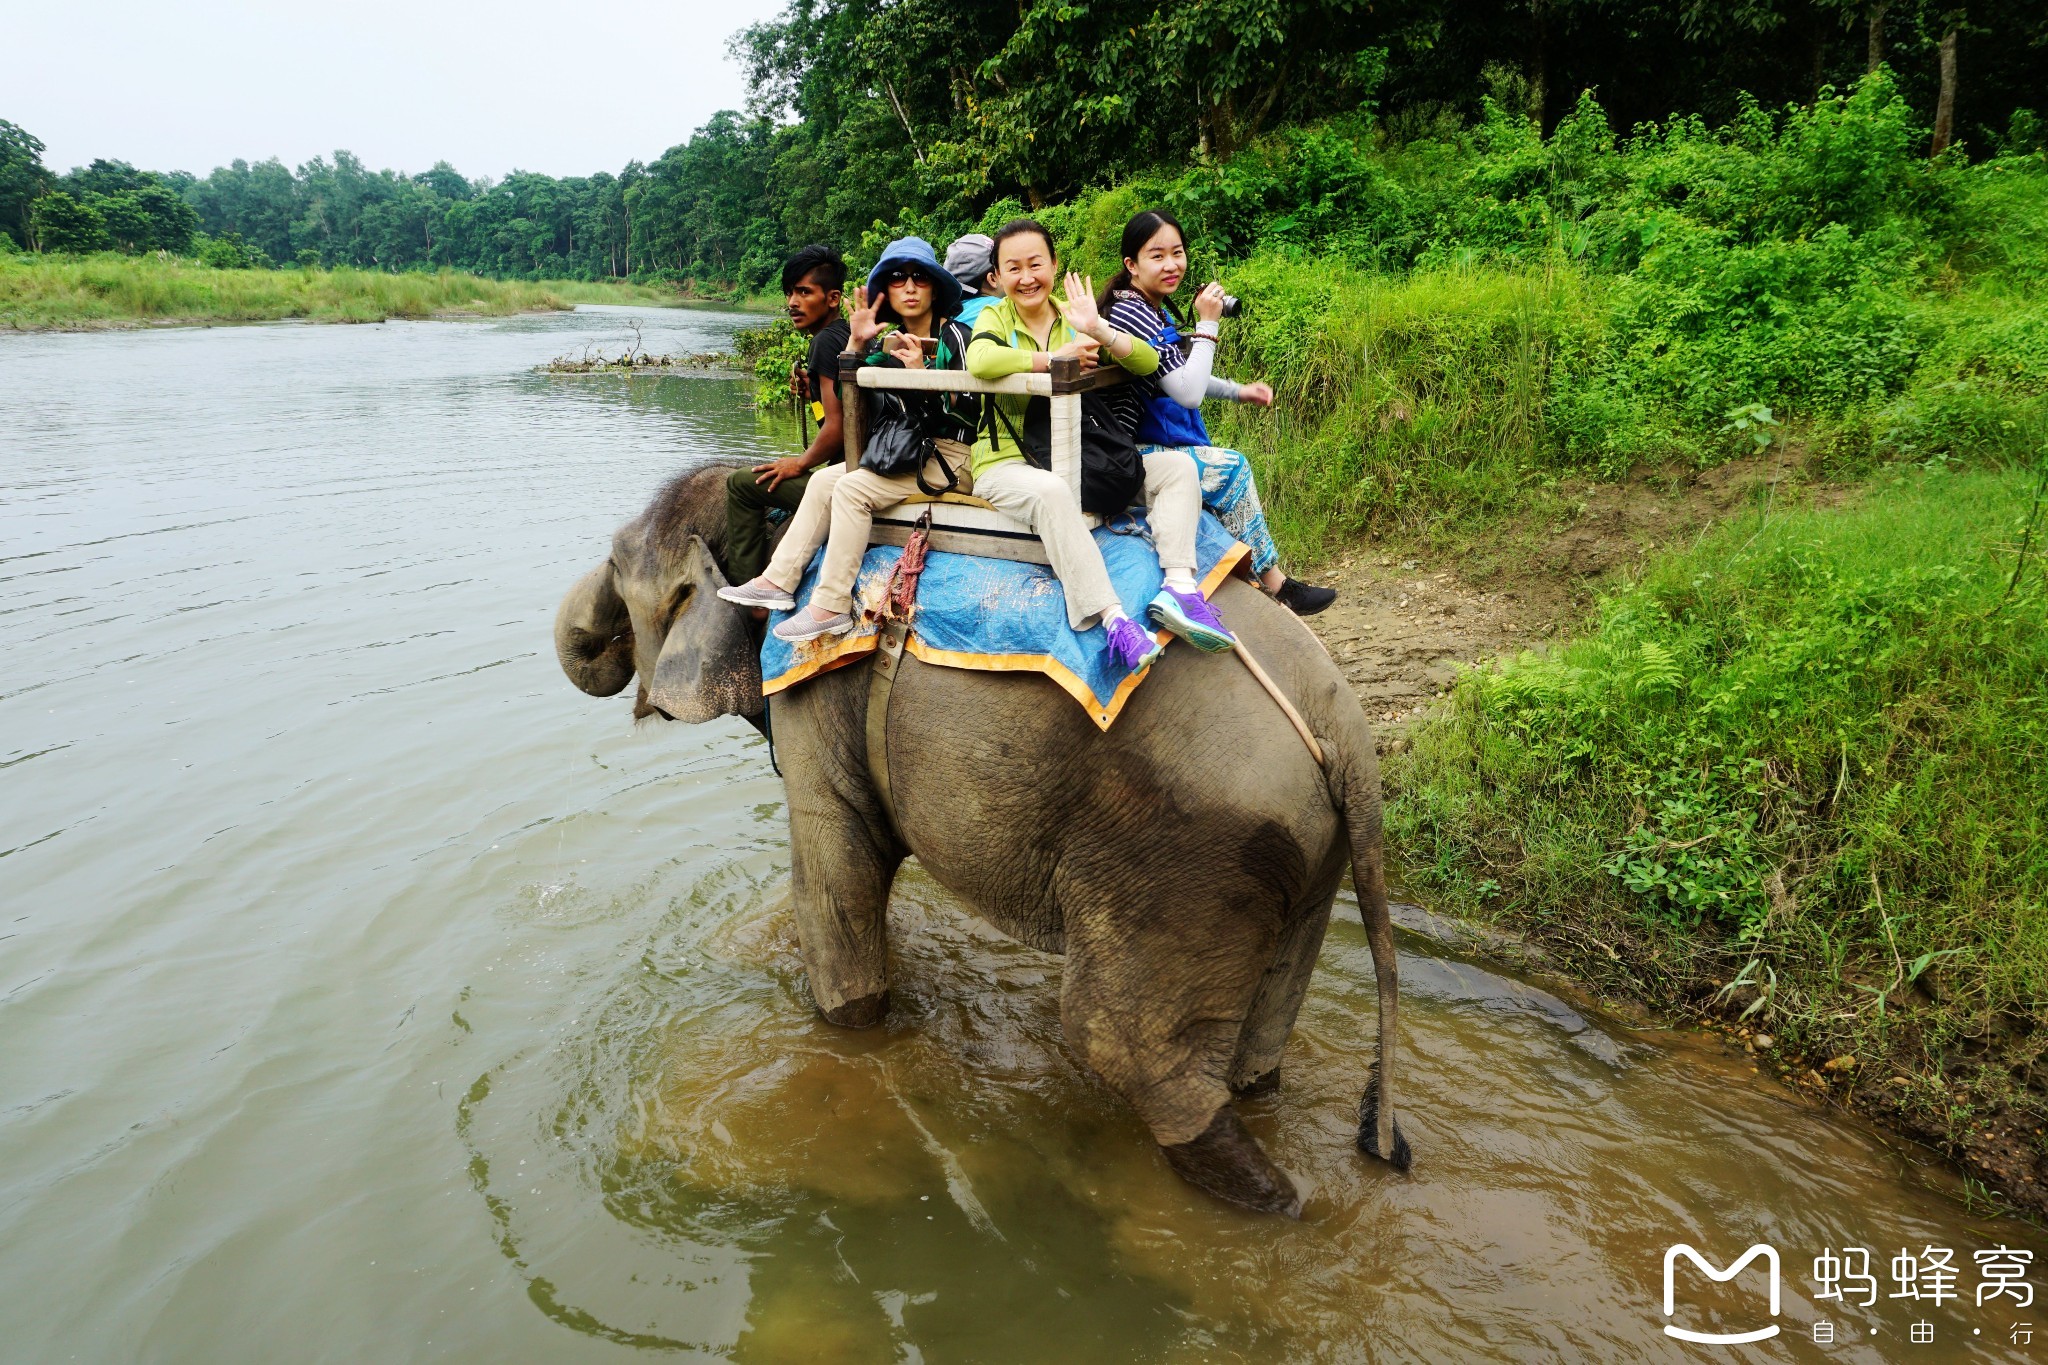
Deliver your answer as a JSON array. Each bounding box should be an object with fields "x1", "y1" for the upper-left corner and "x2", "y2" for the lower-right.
[{"x1": 963, "y1": 296, "x2": 1159, "y2": 477}]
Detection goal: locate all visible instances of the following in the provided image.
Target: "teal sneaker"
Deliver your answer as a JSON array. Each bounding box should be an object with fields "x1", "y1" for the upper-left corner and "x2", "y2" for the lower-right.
[{"x1": 1147, "y1": 586, "x2": 1235, "y2": 653}]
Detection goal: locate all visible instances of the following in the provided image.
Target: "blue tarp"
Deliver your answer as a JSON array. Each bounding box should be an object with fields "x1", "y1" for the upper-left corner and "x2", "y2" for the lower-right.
[{"x1": 760, "y1": 512, "x2": 1249, "y2": 730}]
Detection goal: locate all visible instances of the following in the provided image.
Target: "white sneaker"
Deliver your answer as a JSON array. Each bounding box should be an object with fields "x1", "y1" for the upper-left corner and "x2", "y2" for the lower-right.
[{"x1": 718, "y1": 579, "x2": 797, "y2": 611}]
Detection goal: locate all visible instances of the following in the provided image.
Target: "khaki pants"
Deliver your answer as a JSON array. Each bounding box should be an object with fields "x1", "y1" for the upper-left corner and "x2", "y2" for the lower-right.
[
  {"x1": 974, "y1": 449, "x2": 1200, "y2": 630},
  {"x1": 762, "y1": 463, "x2": 926, "y2": 615}
]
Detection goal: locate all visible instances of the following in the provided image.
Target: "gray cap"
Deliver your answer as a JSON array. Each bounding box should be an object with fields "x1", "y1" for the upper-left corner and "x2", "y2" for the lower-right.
[{"x1": 944, "y1": 233, "x2": 995, "y2": 294}]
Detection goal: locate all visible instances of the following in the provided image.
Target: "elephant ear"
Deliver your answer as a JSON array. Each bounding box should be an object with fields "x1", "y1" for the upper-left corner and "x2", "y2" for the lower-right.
[
  {"x1": 646, "y1": 535, "x2": 764, "y2": 724},
  {"x1": 555, "y1": 560, "x2": 636, "y2": 697}
]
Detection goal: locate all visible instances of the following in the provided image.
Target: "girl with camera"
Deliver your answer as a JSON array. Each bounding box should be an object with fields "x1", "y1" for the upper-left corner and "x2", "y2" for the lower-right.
[{"x1": 1098, "y1": 210, "x2": 1336, "y2": 616}]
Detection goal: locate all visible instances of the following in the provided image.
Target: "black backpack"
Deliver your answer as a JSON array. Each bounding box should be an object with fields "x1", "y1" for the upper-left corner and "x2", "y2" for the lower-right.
[{"x1": 985, "y1": 389, "x2": 1145, "y2": 517}]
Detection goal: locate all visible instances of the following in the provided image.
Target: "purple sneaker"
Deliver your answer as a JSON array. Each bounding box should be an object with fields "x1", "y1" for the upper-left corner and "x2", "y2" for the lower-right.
[
  {"x1": 1147, "y1": 586, "x2": 1236, "y2": 653},
  {"x1": 1104, "y1": 615, "x2": 1165, "y2": 672}
]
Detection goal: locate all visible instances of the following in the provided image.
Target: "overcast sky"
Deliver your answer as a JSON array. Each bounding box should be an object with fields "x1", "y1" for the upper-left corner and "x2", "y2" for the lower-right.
[{"x1": 7, "y1": 0, "x2": 790, "y2": 181}]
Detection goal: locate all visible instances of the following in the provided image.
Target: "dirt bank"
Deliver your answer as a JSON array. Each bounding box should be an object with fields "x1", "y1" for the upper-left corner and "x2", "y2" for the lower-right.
[{"x1": 1305, "y1": 442, "x2": 1834, "y2": 740}]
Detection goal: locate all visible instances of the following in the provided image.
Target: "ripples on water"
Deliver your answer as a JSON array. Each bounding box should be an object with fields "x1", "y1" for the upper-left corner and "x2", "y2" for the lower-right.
[{"x1": 1, "y1": 308, "x2": 2038, "y2": 1362}]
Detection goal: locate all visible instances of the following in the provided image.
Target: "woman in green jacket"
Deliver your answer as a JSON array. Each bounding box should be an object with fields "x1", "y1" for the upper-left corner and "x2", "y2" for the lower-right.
[{"x1": 966, "y1": 219, "x2": 1237, "y2": 664}]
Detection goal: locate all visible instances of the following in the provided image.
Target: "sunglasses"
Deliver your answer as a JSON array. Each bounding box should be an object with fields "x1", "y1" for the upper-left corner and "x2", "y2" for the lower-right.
[{"x1": 881, "y1": 267, "x2": 934, "y2": 288}]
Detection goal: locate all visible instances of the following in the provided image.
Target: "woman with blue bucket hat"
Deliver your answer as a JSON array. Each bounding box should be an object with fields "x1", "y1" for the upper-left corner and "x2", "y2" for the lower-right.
[{"x1": 720, "y1": 237, "x2": 983, "y2": 641}]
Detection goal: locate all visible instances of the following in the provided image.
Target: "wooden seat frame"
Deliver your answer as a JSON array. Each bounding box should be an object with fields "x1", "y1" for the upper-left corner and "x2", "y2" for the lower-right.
[{"x1": 837, "y1": 353, "x2": 1126, "y2": 565}]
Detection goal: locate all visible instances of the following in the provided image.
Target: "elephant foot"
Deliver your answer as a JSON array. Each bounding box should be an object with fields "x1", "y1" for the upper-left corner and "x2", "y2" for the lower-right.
[
  {"x1": 1231, "y1": 1067, "x2": 1281, "y2": 1100},
  {"x1": 820, "y1": 990, "x2": 889, "y2": 1029},
  {"x1": 1160, "y1": 1106, "x2": 1303, "y2": 1218}
]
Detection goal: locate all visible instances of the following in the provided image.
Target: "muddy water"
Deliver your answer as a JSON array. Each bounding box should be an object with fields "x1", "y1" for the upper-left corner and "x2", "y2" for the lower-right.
[{"x1": 1, "y1": 307, "x2": 2039, "y2": 1363}]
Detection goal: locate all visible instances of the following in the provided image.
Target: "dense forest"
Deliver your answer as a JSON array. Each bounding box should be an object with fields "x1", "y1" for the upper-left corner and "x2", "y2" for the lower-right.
[{"x1": 2, "y1": 0, "x2": 2044, "y2": 286}]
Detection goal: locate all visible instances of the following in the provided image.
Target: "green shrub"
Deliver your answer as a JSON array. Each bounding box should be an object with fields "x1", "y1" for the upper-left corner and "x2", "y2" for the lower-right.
[
  {"x1": 1145, "y1": 72, "x2": 2048, "y2": 553},
  {"x1": 733, "y1": 319, "x2": 809, "y2": 412},
  {"x1": 192, "y1": 232, "x2": 270, "y2": 270},
  {"x1": 1390, "y1": 465, "x2": 2048, "y2": 1057}
]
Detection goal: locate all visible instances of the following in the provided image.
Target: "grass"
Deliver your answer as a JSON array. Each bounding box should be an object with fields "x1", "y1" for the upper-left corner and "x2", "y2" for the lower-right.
[
  {"x1": 1385, "y1": 461, "x2": 2048, "y2": 1176},
  {"x1": 1207, "y1": 258, "x2": 1600, "y2": 554},
  {"x1": 0, "y1": 253, "x2": 681, "y2": 329},
  {"x1": 1189, "y1": 248, "x2": 2048, "y2": 567}
]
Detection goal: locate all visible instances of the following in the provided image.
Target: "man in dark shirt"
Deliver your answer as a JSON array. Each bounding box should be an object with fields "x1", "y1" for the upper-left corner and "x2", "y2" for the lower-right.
[{"x1": 725, "y1": 246, "x2": 850, "y2": 589}]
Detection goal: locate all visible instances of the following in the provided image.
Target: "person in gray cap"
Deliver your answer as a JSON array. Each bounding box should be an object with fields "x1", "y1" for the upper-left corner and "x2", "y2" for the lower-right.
[{"x1": 945, "y1": 233, "x2": 998, "y2": 326}]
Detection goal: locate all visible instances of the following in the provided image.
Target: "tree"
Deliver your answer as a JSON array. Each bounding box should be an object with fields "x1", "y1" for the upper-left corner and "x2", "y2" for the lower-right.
[
  {"x1": 63, "y1": 158, "x2": 155, "y2": 198},
  {"x1": 17, "y1": 0, "x2": 2037, "y2": 287},
  {"x1": 1930, "y1": 7, "x2": 1963, "y2": 153},
  {"x1": 97, "y1": 183, "x2": 199, "y2": 252},
  {"x1": 414, "y1": 161, "x2": 472, "y2": 201},
  {"x1": 0, "y1": 119, "x2": 51, "y2": 249},
  {"x1": 30, "y1": 191, "x2": 110, "y2": 253},
  {"x1": 630, "y1": 112, "x2": 784, "y2": 284}
]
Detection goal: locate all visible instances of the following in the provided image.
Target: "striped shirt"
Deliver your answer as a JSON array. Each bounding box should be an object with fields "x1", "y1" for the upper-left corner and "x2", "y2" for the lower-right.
[{"x1": 1102, "y1": 291, "x2": 1189, "y2": 437}]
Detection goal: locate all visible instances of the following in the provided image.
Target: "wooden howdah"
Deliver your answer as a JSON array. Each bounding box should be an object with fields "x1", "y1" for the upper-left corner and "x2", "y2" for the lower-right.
[{"x1": 838, "y1": 353, "x2": 1126, "y2": 566}]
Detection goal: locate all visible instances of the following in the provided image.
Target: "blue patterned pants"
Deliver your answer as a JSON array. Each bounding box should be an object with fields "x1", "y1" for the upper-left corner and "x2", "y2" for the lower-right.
[{"x1": 1139, "y1": 444, "x2": 1280, "y2": 577}]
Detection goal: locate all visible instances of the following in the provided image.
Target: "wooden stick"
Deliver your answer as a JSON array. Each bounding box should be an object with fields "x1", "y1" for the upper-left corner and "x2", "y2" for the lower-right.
[{"x1": 1231, "y1": 638, "x2": 1325, "y2": 768}]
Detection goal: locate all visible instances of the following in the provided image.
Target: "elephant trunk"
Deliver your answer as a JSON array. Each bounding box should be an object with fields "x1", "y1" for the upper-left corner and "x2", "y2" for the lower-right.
[{"x1": 556, "y1": 562, "x2": 636, "y2": 697}]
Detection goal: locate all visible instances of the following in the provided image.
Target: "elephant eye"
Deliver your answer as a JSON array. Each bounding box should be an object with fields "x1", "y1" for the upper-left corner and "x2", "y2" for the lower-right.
[{"x1": 668, "y1": 582, "x2": 695, "y2": 617}]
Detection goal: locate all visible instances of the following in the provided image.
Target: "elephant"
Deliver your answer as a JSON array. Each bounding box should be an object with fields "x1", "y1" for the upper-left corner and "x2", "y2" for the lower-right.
[{"x1": 554, "y1": 463, "x2": 1410, "y2": 1215}]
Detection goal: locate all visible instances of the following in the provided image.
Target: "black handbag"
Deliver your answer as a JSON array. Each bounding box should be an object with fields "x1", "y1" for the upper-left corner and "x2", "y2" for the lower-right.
[
  {"x1": 862, "y1": 388, "x2": 974, "y2": 498},
  {"x1": 861, "y1": 320, "x2": 977, "y2": 494},
  {"x1": 860, "y1": 392, "x2": 928, "y2": 479},
  {"x1": 985, "y1": 390, "x2": 1146, "y2": 517},
  {"x1": 1075, "y1": 393, "x2": 1145, "y2": 517}
]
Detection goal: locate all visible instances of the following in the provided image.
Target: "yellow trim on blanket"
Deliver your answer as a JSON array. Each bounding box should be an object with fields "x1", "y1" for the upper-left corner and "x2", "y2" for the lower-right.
[
  {"x1": 761, "y1": 629, "x2": 879, "y2": 695},
  {"x1": 1197, "y1": 542, "x2": 1250, "y2": 599},
  {"x1": 902, "y1": 637, "x2": 1125, "y2": 730},
  {"x1": 758, "y1": 540, "x2": 1251, "y2": 726}
]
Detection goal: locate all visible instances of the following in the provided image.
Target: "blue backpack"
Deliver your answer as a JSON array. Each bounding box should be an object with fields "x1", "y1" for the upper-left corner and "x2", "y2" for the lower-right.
[{"x1": 1135, "y1": 308, "x2": 1212, "y2": 449}]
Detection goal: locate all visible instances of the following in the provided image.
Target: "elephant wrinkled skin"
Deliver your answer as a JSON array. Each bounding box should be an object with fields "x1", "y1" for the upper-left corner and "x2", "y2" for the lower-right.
[{"x1": 555, "y1": 465, "x2": 1411, "y2": 1215}]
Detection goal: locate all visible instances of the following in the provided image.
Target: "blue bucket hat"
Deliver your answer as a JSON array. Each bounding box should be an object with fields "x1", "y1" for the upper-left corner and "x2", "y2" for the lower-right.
[{"x1": 866, "y1": 236, "x2": 964, "y2": 321}]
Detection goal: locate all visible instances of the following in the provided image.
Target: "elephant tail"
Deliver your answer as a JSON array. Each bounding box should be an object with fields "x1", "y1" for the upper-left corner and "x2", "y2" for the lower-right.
[{"x1": 1333, "y1": 729, "x2": 1412, "y2": 1172}]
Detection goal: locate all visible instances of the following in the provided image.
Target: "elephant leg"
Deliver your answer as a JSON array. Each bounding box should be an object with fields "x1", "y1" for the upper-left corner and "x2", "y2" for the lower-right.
[
  {"x1": 787, "y1": 793, "x2": 901, "y2": 1029},
  {"x1": 1161, "y1": 1108, "x2": 1302, "y2": 1218},
  {"x1": 1058, "y1": 909, "x2": 1302, "y2": 1217},
  {"x1": 1228, "y1": 900, "x2": 1334, "y2": 1099}
]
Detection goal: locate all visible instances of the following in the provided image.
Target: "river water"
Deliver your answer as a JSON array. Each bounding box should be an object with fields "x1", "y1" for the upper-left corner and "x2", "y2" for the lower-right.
[{"x1": 1, "y1": 305, "x2": 2040, "y2": 1363}]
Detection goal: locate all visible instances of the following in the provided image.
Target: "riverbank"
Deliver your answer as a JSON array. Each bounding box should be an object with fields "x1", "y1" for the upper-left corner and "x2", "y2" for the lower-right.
[
  {"x1": 1294, "y1": 450, "x2": 2048, "y2": 1217},
  {"x1": 0, "y1": 254, "x2": 683, "y2": 330}
]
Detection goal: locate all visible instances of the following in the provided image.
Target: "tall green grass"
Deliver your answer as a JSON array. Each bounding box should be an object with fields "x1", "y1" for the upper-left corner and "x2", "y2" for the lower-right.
[
  {"x1": 1205, "y1": 260, "x2": 1598, "y2": 551},
  {"x1": 1389, "y1": 463, "x2": 2048, "y2": 1145},
  {"x1": 1181, "y1": 245, "x2": 2048, "y2": 561},
  {"x1": 0, "y1": 253, "x2": 675, "y2": 329}
]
